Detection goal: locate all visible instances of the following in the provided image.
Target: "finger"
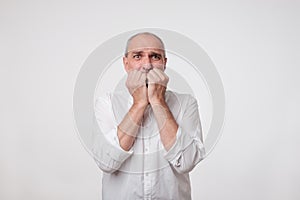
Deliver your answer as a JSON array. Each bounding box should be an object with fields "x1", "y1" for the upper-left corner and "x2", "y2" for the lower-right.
[
  {"x1": 135, "y1": 70, "x2": 143, "y2": 82},
  {"x1": 149, "y1": 69, "x2": 163, "y2": 86},
  {"x1": 139, "y1": 72, "x2": 147, "y2": 84},
  {"x1": 127, "y1": 69, "x2": 135, "y2": 77},
  {"x1": 153, "y1": 67, "x2": 168, "y2": 79},
  {"x1": 135, "y1": 72, "x2": 146, "y2": 89},
  {"x1": 152, "y1": 68, "x2": 168, "y2": 86},
  {"x1": 131, "y1": 71, "x2": 144, "y2": 93},
  {"x1": 153, "y1": 67, "x2": 164, "y2": 73},
  {"x1": 131, "y1": 69, "x2": 139, "y2": 81},
  {"x1": 127, "y1": 70, "x2": 141, "y2": 94},
  {"x1": 127, "y1": 68, "x2": 138, "y2": 77},
  {"x1": 126, "y1": 70, "x2": 134, "y2": 85},
  {"x1": 152, "y1": 68, "x2": 165, "y2": 80},
  {"x1": 147, "y1": 70, "x2": 159, "y2": 84},
  {"x1": 127, "y1": 69, "x2": 136, "y2": 81}
]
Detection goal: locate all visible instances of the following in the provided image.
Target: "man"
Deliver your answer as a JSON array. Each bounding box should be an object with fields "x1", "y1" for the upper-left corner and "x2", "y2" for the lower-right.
[{"x1": 92, "y1": 32, "x2": 205, "y2": 200}]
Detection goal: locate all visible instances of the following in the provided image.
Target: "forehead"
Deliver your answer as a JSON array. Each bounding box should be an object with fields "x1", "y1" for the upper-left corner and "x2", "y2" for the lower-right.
[
  {"x1": 129, "y1": 48, "x2": 164, "y2": 56},
  {"x1": 127, "y1": 34, "x2": 164, "y2": 53}
]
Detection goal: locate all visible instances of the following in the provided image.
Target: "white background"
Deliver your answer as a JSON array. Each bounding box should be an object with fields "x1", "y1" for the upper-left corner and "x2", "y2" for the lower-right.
[{"x1": 1, "y1": 0, "x2": 299, "y2": 199}]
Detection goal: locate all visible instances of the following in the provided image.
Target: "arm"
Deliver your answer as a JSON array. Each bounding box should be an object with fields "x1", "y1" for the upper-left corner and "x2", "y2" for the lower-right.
[
  {"x1": 117, "y1": 102, "x2": 147, "y2": 151},
  {"x1": 149, "y1": 96, "x2": 178, "y2": 151},
  {"x1": 117, "y1": 69, "x2": 149, "y2": 151},
  {"x1": 164, "y1": 96, "x2": 205, "y2": 174},
  {"x1": 147, "y1": 68, "x2": 178, "y2": 151},
  {"x1": 92, "y1": 95, "x2": 134, "y2": 173},
  {"x1": 92, "y1": 70, "x2": 148, "y2": 173},
  {"x1": 147, "y1": 68, "x2": 205, "y2": 174}
]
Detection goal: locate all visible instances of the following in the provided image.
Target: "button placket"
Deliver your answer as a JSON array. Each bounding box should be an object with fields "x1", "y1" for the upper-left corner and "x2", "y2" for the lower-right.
[
  {"x1": 143, "y1": 105, "x2": 153, "y2": 199},
  {"x1": 144, "y1": 172, "x2": 151, "y2": 198}
]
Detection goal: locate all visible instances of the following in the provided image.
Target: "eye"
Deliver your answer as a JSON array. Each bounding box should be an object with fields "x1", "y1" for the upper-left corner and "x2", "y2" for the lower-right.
[
  {"x1": 133, "y1": 54, "x2": 141, "y2": 59},
  {"x1": 151, "y1": 54, "x2": 161, "y2": 60}
]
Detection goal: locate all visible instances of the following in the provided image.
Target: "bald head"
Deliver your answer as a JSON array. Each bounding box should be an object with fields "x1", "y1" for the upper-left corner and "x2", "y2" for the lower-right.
[{"x1": 124, "y1": 32, "x2": 166, "y2": 57}]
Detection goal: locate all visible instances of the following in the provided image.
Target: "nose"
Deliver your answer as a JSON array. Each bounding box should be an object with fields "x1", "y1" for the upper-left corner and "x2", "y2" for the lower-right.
[
  {"x1": 142, "y1": 64, "x2": 153, "y2": 72},
  {"x1": 141, "y1": 56, "x2": 153, "y2": 72},
  {"x1": 141, "y1": 55, "x2": 152, "y2": 65}
]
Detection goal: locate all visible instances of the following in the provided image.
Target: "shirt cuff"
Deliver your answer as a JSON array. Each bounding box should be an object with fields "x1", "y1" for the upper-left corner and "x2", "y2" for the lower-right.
[{"x1": 93, "y1": 129, "x2": 133, "y2": 165}]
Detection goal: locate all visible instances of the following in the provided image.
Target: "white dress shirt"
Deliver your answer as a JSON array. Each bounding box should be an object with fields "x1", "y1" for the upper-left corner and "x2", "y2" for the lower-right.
[{"x1": 92, "y1": 89, "x2": 205, "y2": 200}]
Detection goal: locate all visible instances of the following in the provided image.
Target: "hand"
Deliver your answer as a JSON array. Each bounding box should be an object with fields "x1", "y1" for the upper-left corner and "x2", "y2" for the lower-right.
[
  {"x1": 126, "y1": 70, "x2": 148, "y2": 107},
  {"x1": 147, "y1": 68, "x2": 169, "y2": 104}
]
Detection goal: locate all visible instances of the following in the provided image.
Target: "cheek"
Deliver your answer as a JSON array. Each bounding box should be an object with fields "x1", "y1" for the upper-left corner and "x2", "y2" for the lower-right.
[
  {"x1": 127, "y1": 61, "x2": 143, "y2": 71},
  {"x1": 152, "y1": 63, "x2": 165, "y2": 70}
]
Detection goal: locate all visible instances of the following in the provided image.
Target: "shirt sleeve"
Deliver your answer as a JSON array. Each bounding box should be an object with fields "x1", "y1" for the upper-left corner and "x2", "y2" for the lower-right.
[
  {"x1": 163, "y1": 95, "x2": 206, "y2": 174},
  {"x1": 91, "y1": 94, "x2": 133, "y2": 173}
]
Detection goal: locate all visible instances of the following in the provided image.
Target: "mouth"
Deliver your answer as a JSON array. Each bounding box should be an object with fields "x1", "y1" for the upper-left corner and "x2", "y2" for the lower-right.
[{"x1": 143, "y1": 68, "x2": 152, "y2": 73}]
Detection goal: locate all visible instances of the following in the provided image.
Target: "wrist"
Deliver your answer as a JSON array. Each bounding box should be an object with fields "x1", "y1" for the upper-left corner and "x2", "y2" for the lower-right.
[
  {"x1": 149, "y1": 97, "x2": 165, "y2": 105},
  {"x1": 132, "y1": 101, "x2": 148, "y2": 109}
]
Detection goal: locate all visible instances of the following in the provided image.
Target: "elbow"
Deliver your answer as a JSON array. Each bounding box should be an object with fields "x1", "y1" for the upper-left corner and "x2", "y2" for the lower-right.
[
  {"x1": 91, "y1": 139, "x2": 133, "y2": 174},
  {"x1": 98, "y1": 166, "x2": 118, "y2": 174},
  {"x1": 94, "y1": 159, "x2": 120, "y2": 174},
  {"x1": 172, "y1": 156, "x2": 204, "y2": 174},
  {"x1": 172, "y1": 165, "x2": 194, "y2": 174},
  {"x1": 171, "y1": 158, "x2": 199, "y2": 174},
  {"x1": 171, "y1": 145, "x2": 206, "y2": 174}
]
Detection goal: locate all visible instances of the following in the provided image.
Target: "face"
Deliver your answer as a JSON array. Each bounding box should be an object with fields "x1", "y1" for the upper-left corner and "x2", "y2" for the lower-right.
[{"x1": 123, "y1": 34, "x2": 167, "y2": 73}]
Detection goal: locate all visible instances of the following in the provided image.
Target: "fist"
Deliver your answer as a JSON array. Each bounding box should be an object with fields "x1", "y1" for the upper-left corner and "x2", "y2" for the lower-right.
[
  {"x1": 126, "y1": 70, "x2": 148, "y2": 106},
  {"x1": 147, "y1": 68, "x2": 169, "y2": 104}
]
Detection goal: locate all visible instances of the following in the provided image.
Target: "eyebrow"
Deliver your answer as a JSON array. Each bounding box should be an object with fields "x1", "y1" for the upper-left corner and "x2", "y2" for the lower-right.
[
  {"x1": 149, "y1": 52, "x2": 162, "y2": 56},
  {"x1": 130, "y1": 51, "x2": 163, "y2": 56},
  {"x1": 131, "y1": 51, "x2": 143, "y2": 55}
]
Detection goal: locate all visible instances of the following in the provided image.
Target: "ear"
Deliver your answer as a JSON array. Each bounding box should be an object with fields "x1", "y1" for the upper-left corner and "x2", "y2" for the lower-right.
[
  {"x1": 123, "y1": 56, "x2": 129, "y2": 72},
  {"x1": 164, "y1": 57, "x2": 167, "y2": 65},
  {"x1": 163, "y1": 57, "x2": 167, "y2": 71}
]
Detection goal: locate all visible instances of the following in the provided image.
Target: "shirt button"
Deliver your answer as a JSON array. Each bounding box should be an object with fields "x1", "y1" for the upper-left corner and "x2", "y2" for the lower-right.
[{"x1": 175, "y1": 156, "x2": 182, "y2": 167}]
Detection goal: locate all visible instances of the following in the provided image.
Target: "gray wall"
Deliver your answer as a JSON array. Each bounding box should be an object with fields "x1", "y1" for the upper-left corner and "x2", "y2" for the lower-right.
[{"x1": 1, "y1": 0, "x2": 299, "y2": 199}]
